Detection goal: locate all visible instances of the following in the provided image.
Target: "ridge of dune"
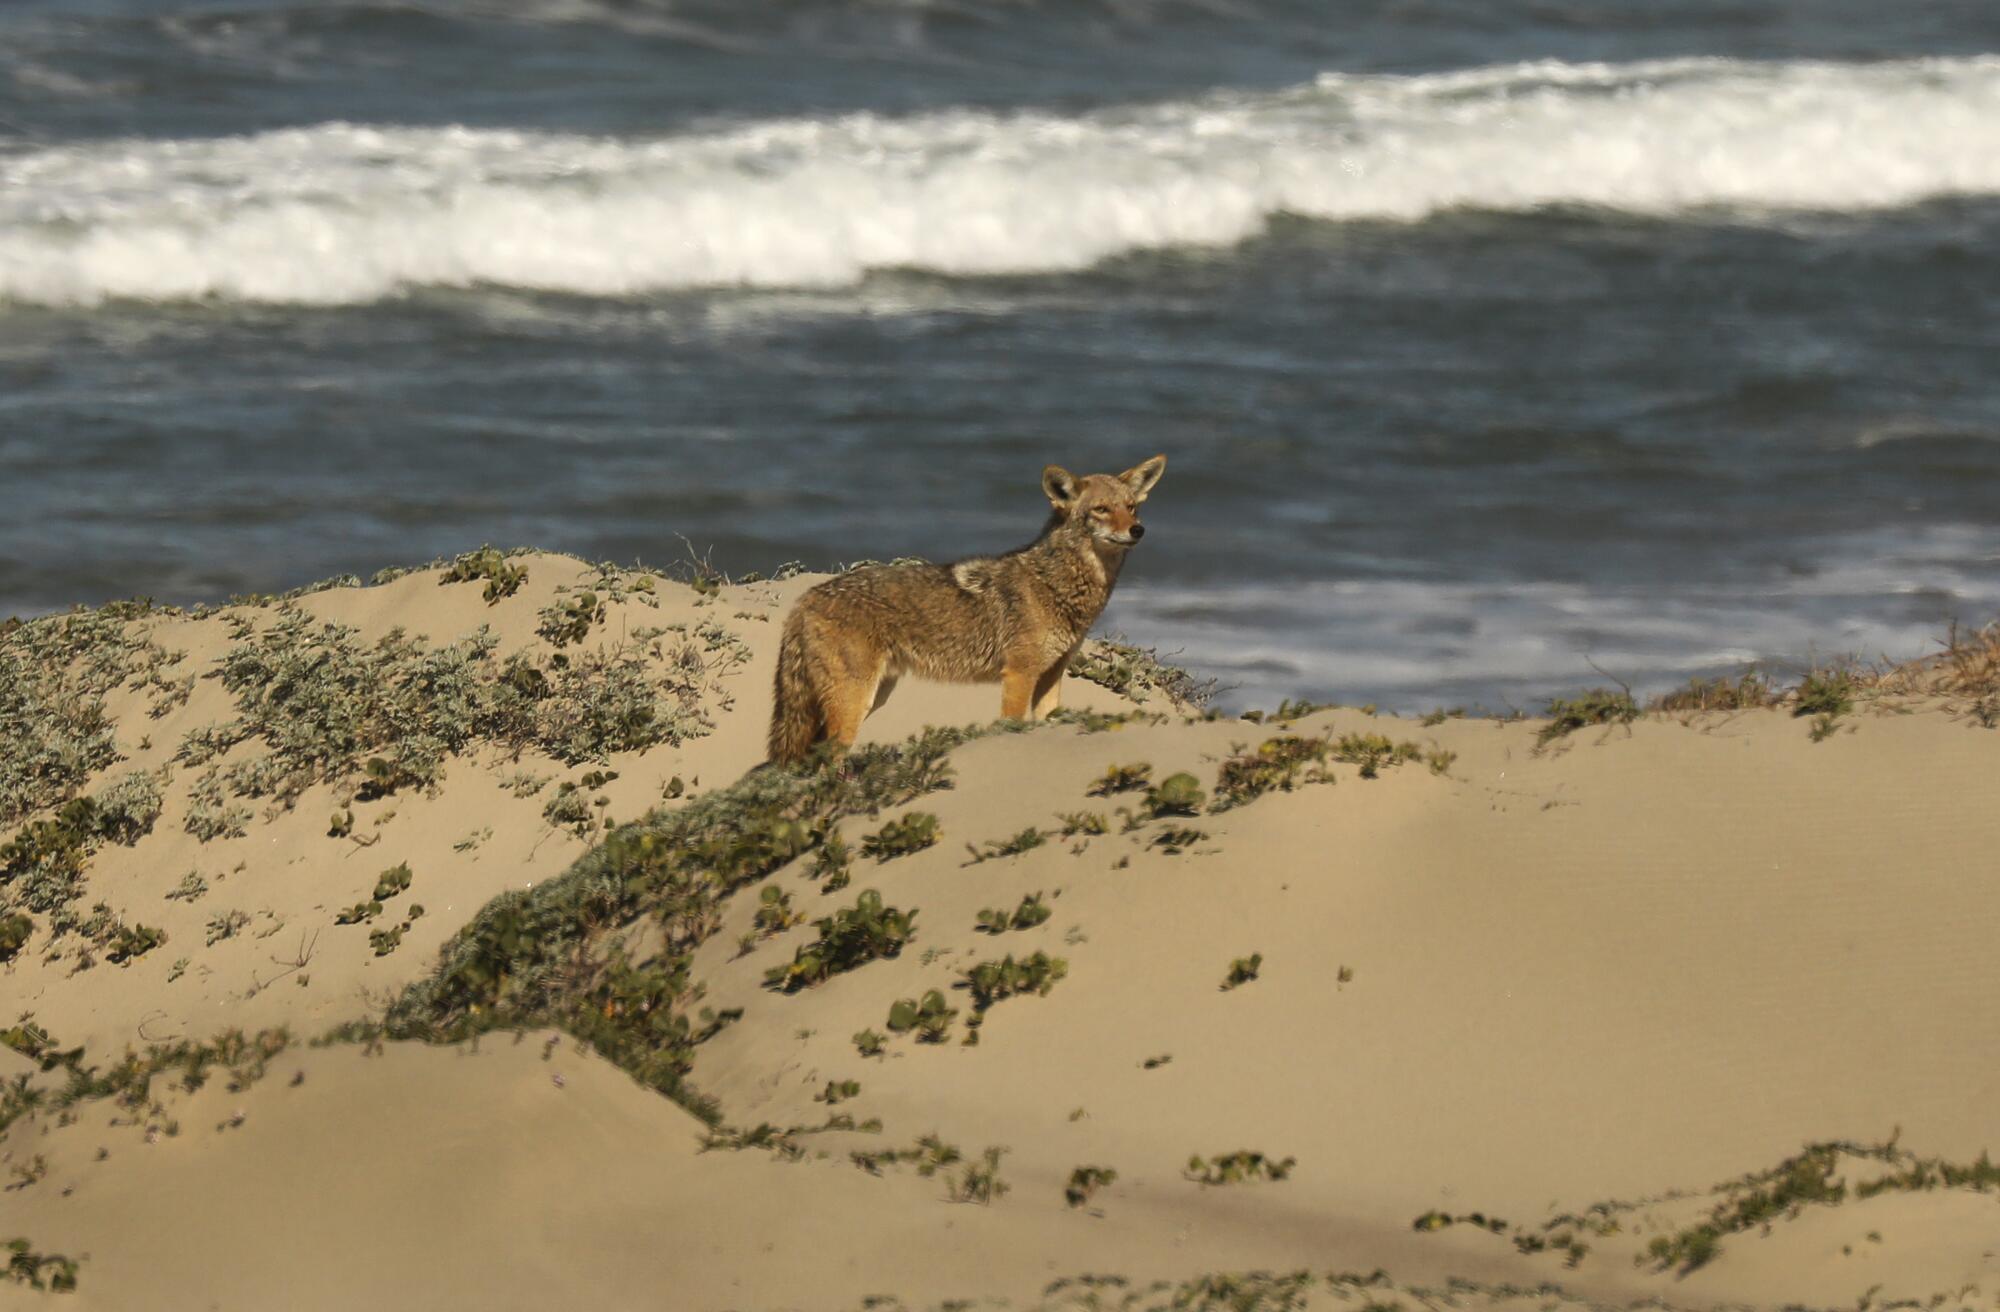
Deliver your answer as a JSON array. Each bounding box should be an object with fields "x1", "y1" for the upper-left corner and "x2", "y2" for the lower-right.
[{"x1": 3, "y1": 551, "x2": 1999, "y2": 1310}]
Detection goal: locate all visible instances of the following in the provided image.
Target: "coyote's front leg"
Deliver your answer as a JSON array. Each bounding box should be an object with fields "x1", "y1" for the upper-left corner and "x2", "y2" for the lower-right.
[{"x1": 1030, "y1": 651, "x2": 1073, "y2": 721}]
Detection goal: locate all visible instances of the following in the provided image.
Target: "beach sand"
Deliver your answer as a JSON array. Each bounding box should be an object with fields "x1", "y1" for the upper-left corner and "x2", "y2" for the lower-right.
[{"x1": 3, "y1": 553, "x2": 1997, "y2": 1310}]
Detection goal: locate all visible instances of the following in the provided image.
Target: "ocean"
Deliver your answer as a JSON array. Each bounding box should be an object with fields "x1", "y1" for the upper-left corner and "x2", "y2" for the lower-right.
[{"x1": 4, "y1": 0, "x2": 1999, "y2": 711}]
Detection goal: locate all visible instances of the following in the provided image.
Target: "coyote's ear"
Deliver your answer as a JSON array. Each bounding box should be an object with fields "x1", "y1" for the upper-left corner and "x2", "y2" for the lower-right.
[
  {"x1": 1042, "y1": 464, "x2": 1079, "y2": 507},
  {"x1": 1119, "y1": 454, "x2": 1166, "y2": 502}
]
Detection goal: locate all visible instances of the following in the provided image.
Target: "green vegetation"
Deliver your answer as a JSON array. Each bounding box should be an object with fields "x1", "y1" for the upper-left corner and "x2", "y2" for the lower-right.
[
  {"x1": 885, "y1": 989, "x2": 958, "y2": 1043},
  {"x1": 105, "y1": 922, "x2": 167, "y2": 964},
  {"x1": 1086, "y1": 763, "x2": 1152, "y2": 797},
  {"x1": 0, "y1": 914, "x2": 30, "y2": 963},
  {"x1": 1330, "y1": 733, "x2": 1423, "y2": 778},
  {"x1": 4, "y1": 1239, "x2": 80, "y2": 1293},
  {"x1": 1066, "y1": 1165, "x2": 1118, "y2": 1208},
  {"x1": 762, "y1": 889, "x2": 916, "y2": 992},
  {"x1": 1536, "y1": 689, "x2": 1640, "y2": 746},
  {"x1": 2, "y1": 769, "x2": 165, "y2": 918},
  {"x1": 963, "y1": 952, "x2": 1067, "y2": 1013},
  {"x1": 1220, "y1": 953, "x2": 1262, "y2": 991},
  {"x1": 1, "y1": 603, "x2": 179, "y2": 830},
  {"x1": 1141, "y1": 772, "x2": 1205, "y2": 817},
  {"x1": 1211, "y1": 735, "x2": 1333, "y2": 810},
  {"x1": 964, "y1": 826, "x2": 1047, "y2": 864},
  {"x1": 438, "y1": 547, "x2": 527, "y2": 604},
  {"x1": 1653, "y1": 671, "x2": 1776, "y2": 713},
  {"x1": 1056, "y1": 811, "x2": 1108, "y2": 838},
  {"x1": 178, "y1": 605, "x2": 731, "y2": 816},
  {"x1": 386, "y1": 728, "x2": 977, "y2": 1120},
  {"x1": 976, "y1": 892, "x2": 1052, "y2": 935},
  {"x1": 537, "y1": 592, "x2": 604, "y2": 648},
  {"x1": 752, "y1": 885, "x2": 803, "y2": 936},
  {"x1": 860, "y1": 811, "x2": 940, "y2": 861},
  {"x1": 1185, "y1": 1151, "x2": 1296, "y2": 1186},
  {"x1": 814, "y1": 1079, "x2": 860, "y2": 1105},
  {"x1": 1069, "y1": 637, "x2": 1217, "y2": 710},
  {"x1": 1795, "y1": 668, "x2": 1857, "y2": 742}
]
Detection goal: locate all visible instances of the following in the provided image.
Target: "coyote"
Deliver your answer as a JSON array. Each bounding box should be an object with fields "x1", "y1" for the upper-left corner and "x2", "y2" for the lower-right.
[{"x1": 767, "y1": 455, "x2": 1166, "y2": 764}]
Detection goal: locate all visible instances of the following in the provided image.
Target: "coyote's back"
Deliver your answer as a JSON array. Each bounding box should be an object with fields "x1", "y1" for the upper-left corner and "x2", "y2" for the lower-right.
[{"x1": 767, "y1": 455, "x2": 1165, "y2": 764}]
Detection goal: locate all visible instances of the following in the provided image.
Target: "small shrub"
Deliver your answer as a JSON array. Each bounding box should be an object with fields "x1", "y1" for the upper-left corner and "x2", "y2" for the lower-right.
[
  {"x1": 3, "y1": 1238, "x2": 80, "y2": 1292},
  {"x1": 1069, "y1": 638, "x2": 1216, "y2": 709},
  {"x1": 852, "y1": 1029, "x2": 886, "y2": 1058},
  {"x1": 815, "y1": 1080, "x2": 860, "y2": 1105},
  {"x1": 860, "y1": 812, "x2": 939, "y2": 861},
  {"x1": 164, "y1": 871, "x2": 207, "y2": 902},
  {"x1": 206, "y1": 910, "x2": 252, "y2": 944},
  {"x1": 369, "y1": 925, "x2": 404, "y2": 956}
]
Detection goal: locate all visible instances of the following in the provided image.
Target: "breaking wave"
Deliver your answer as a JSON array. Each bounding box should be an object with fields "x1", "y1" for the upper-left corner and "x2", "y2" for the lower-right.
[{"x1": 6, "y1": 55, "x2": 2000, "y2": 305}]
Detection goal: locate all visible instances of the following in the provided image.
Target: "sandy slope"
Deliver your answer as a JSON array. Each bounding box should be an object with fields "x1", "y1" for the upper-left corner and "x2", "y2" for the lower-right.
[{"x1": 4, "y1": 553, "x2": 1999, "y2": 1310}]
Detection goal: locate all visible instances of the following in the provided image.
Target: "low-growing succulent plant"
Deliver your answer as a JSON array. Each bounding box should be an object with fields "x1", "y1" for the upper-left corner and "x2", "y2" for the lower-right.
[
  {"x1": 1087, "y1": 763, "x2": 1152, "y2": 797},
  {"x1": 860, "y1": 812, "x2": 940, "y2": 861},
  {"x1": 1211, "y1": 735, "x2": 1334, "y2": 810},
  {"x1": 105, "y1": 922, "x2": 167, "y2": 965},
  {"x1": 964, "y1": 827, "x2": 1046, "y2": 864},
  {"x1": 962, "y1": 951, "x2": 1067, "y2": 1012},
  {"x1": 1149, "y1": 826, "x2": 1206, "y2": 853},
  {"x1": 1185, "y1": 1151, "x2": 1296, "y2": 1186},
  {"x1": 951, "y1": 1146, "x2": 1010, "y2": 1205},
  {"x1": 369, "y1": 925, "x2": 404, "y2": 956},
  {"x1": 371, "y1": 862, "x2": 413, "y2": 902},
  {"x1": 886, "y1": 989, "x2": 957, "y2": 1043},
  {"x1": 975, "y1": 892, "x2": 1053, "y2": 935},
  {"x1": 763, "y1": 890, "x2": 916, "y2": 992},
  {"x1": 0, "y1": 915, "x2": 30, "y2": 963},
  {"x1": 1056, "y1": 811, "x2": 1108, "y2": 838},
  {"x1": 815, "y1": 1079, "x2": 861, "y2": 1105},
  {"x1": 1142, "y1": 772, "x2": 1205, "y2": 817},
  {"x1": 852, "y1": 1029, "x2": 886, "y2": 1058},
  {"x1": 1066, "y1": 1165, "x2": 1118, "y2": 1208},
  {"x1": 439, "y1": 547, "x2": 527, "y2": 604},
  {"x1": 1220, "y1": 953, "x2": 1263, "y2": 991},
  {"x1": 537, "y1": 592, "x2": 605, "y2": 648},
  {"x1": 752, "y1": 885, "x2": 803, "y2": 936}
]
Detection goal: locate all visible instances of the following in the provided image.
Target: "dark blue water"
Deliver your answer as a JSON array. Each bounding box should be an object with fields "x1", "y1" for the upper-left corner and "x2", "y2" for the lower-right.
[{"x1": 5, "y1": 1, "x2": 1999, "y2": 709}]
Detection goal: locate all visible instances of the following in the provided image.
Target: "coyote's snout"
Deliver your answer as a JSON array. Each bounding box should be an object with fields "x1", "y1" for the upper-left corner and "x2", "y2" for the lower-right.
[{"x1": 767, "y1": 455, "x2": 1167, "y2": 765}]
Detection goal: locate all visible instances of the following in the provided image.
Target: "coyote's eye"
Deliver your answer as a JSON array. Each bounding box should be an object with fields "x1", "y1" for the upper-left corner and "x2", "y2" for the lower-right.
[{"x1": 1089, "y1": 506, "x2": 1111, "y2": 517}]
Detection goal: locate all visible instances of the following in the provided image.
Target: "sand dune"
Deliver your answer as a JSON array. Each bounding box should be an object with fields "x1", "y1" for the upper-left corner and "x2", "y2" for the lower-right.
[{"x1": 3, "y1": 552, "x2": 1998, "y2": 1310}]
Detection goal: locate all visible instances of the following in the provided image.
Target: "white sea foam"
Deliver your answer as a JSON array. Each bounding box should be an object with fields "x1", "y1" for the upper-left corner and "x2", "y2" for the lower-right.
[{"x1": 6, "y1": 55, "x2": 2000, "y2": 305}]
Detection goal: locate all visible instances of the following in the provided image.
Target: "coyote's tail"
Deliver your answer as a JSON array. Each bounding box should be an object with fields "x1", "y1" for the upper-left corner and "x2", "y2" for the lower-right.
[{"x1": 767, "y1": 614, "x2": 822, "y2": 766}]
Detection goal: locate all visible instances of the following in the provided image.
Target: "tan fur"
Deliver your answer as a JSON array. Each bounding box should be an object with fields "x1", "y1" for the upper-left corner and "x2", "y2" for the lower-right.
[{"x1": 767, "y1": 456, "x2": 1165, "y2": 764}]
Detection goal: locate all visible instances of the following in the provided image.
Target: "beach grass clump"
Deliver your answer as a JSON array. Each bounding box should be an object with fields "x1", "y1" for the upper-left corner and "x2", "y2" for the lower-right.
[
  {"x1": 762, "y1": 889, "x2": 916, "y2": 992},
  {"x1": 1793, "y1": 667, "x2": 1857, "y2": 741},
  {"x1": 1070, "y1": 637, "x2": 1217, "y2": 710},
  {"x1": 387, "y1": 727, "x2": 976, "y2": 1120},
  {"x1": 1535, "y1": 689, "x2": 1640, "y2": 746},
  {"x1": 962, "y1": 951, "x2": 1067, "y2": 1012},
  {"x1": 1331, "y1": 733, "x2": 1424, "y2": 778},
  {"x1": 1651, "y1": 671, "x2": 1778, "y2": 714},
  {"x1": 1087, "y1": 762, "x2": 1152, "y2": 797}
]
